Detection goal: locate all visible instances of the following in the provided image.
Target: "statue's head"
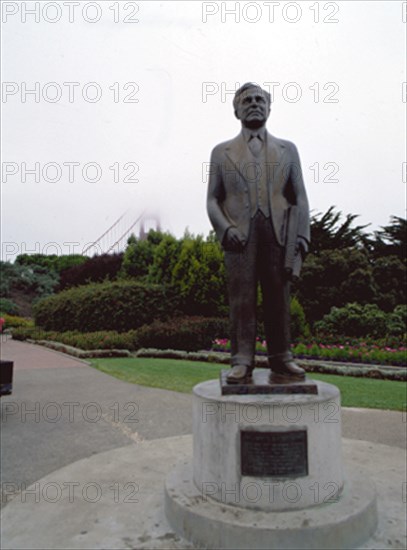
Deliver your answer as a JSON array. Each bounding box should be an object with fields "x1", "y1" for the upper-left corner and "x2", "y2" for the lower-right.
[{"x1": 233, "y1": 83, "x2": 271, "y2": 129}]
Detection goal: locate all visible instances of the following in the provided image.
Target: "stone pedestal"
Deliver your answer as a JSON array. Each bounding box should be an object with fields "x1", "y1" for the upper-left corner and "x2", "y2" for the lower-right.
[
  {"x1": 193, "y1": 378, "x2": 342, "y2": 511},
  {"x1": 165, "y1": 373, "x2": 377, "y2": 549}
]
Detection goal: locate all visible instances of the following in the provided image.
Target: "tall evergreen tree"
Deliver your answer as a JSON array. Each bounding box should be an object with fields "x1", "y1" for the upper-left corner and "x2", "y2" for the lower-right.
[{"x1": 309, "y1": 206, "x2": 370, "y2": 255}]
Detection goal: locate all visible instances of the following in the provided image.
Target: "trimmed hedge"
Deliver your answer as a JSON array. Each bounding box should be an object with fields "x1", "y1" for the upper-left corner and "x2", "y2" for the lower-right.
[{"x1": 33, "y1": 281, "x2": 180, "y2": 332}]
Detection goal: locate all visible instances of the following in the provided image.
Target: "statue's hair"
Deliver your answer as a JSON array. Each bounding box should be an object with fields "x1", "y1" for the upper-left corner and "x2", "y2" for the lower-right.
[{"x1": 233, "y1": 82, "x2": 271, "y2": 111}]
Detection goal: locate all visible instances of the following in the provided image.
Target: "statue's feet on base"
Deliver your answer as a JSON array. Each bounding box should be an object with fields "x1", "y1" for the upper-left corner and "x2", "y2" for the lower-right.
[
  {"x1": 270, "y1": 360, "x2": 306, "y2": 383},
  {"x1": 226, "y1": 365, "x2": 253, "y2": 384}
]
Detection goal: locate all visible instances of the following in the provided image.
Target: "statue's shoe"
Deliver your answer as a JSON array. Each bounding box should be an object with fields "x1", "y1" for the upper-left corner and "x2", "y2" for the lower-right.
[
  {"x1": 226, "y1": 365, "x2": 253, "y2": 384},
  {"x1": 270, "y1": 360, "x2": 306, "y2": 383}
]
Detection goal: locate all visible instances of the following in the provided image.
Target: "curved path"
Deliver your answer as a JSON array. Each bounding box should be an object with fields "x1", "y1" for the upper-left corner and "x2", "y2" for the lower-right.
[
  {"x1": 1, "y1": 337, "x2": 406, "y2": 548},
  {"x1": 1, "y1": 338, "x2": 192, "y2": 507}
]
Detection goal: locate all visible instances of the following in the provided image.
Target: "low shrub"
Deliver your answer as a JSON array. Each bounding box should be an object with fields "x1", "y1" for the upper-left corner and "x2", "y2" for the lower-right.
[
  {"x1": 0, "y1": 314, "x2": 34, "y2": 329},
  {"x1": 48, "y1": 330, "x2": 139, "y2": 351},
  {"x1": 12, "y1": 316, "x2": 229, "y2": 353},
  {"x1": 136, "y1": 316, "x2": 229, "y2": 352},
  {"x1": 12, "y1": 327, "x2": 138, "y2": 351}
]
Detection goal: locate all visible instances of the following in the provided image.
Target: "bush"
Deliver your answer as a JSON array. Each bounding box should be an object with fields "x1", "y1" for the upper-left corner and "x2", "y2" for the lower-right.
[
  {"x1": 1, "y1": 261, "x2": 59, "y2": 299},
  {"x1": 120, "y1": 234, "x2": 157, "y2": 280},
  {"x1": 290, "y1": 297, "x2": 310, "y2": 341},
  {"x1": 1, "y1": 314, "x2": 34, "y2": 329},
  {"x1": 387, "y1": 305, "x2": 407, "y2": 337},
  {"x1": 314, "y1": 303, "x2": 405, "y2": 339},
  {"x1": 15, "y1": 254, "x2": 87, "y2": 275},
  {"x1": 256, "y1": 297, "x2": 310, "y2": 341},
  {"x1": 59, "y1": 254, "x2": 123, "y2": 290},
  {"x1": 33, "y1": 280, "x2": 180, "y2": 332},
  {"x1": 0, "y1": 298, "x2": 19, "y2": 315},
  {"x1": 136, "y1": 316, "x2": 229, "y2": 352},
  {"x1": 168, "y1": 236, "x2": 228, "y2": 317}
]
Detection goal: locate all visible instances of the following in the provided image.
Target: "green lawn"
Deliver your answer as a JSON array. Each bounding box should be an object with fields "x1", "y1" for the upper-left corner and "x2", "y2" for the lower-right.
[{"x1": 89, "y1": 357, "x2": 407, "y2": 411}]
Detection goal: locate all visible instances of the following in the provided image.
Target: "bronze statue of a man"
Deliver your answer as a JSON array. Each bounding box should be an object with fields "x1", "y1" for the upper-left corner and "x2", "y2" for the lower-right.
[{"x1": 207, "y1": 82, "x2": 310, "y2": 384}]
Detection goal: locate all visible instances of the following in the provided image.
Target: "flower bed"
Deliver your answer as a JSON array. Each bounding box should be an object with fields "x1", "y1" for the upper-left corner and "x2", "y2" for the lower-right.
[
  {"x1": 212, "y1": 338, "x2": 407, "y2": 367},
  {"x1": 11, "y1": 326, "x2": 407, "y2": 367}
]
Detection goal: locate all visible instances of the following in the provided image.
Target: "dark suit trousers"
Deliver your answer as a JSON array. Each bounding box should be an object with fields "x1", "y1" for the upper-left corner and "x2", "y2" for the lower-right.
[{"x1": 224, "y1": 211, "x2": 292, "y2": 368}]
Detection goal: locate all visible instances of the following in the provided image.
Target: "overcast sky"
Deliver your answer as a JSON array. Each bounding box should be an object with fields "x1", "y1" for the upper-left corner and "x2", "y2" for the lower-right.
[{"x1": 1, "y1": 0, "x2": 406, "y2": 261}]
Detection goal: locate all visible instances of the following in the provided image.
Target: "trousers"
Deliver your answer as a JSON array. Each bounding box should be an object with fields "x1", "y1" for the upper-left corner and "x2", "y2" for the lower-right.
[{"x1": 224, "y1": 210, "x2": 292, "y2": 368}]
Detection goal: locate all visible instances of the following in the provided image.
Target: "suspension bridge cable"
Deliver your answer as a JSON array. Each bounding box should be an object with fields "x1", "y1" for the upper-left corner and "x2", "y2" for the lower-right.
[
  {"x1": 82, "y1": 211, "x2": 128, "y2": 254},
  {"x1": 106, "y1": 210, "x2": 146, "y2": 253}
]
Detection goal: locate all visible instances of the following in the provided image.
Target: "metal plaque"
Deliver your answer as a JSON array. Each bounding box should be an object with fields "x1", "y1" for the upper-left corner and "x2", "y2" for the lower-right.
[{"x1": 241, "y1": 429, "x2": 308, "y2": 477}]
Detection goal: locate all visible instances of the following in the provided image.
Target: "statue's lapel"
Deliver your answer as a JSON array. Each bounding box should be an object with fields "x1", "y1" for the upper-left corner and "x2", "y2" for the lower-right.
[
  {"x1": 224, "y1": 133, "x2": 252, "y2": 181},
  {"x1": 266, "y1": 133, "x2": 286, "y2": 187},
  {"x1": 224, "y1": 132, "x2": 287, "y2": 186}
]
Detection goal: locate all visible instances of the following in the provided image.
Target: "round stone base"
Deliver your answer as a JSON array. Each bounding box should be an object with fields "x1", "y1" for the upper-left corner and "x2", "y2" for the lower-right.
[
  {"x1": 193, "y1": 380, "x2": 344, "y2": 511},
  {"x1": 165, "y1": 459, "x2": 377, "y2": 550}
]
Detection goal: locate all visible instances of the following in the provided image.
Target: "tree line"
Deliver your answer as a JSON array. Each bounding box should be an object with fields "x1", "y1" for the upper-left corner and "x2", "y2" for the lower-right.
[{"x1": 1, "y1": 207, "x2": 405, "y2": 329}]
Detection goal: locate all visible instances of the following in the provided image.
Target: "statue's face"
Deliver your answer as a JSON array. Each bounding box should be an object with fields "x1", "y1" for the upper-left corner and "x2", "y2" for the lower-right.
[{"x1": 235, "y1": 87, "x2": 270, "y2": 129}]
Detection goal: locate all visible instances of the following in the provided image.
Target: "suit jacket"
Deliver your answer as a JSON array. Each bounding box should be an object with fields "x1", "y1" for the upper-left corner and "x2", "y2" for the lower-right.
[{"x1": 207, "y1": 131, "x2": 310, "y2": 251}]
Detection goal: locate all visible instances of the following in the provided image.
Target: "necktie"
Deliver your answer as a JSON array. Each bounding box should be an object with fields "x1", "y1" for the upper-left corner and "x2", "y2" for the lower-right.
[{"x1": 248, "y1": 134, "x2": 263, "y2": 157}]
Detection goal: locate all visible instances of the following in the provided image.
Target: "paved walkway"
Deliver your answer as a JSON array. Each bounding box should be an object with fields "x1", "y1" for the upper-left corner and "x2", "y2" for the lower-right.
[{"x1": 1, "y1": 337, "x2": 406, "y2": 509}]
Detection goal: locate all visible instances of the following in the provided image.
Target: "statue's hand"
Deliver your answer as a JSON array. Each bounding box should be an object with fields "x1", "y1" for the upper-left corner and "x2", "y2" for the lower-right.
[
  {"x1": 224, "y1": 227, "x2": 246, "y2": 251},
  {"x1": 296, "y1": 238, "x2": 308, "y2": 259}
]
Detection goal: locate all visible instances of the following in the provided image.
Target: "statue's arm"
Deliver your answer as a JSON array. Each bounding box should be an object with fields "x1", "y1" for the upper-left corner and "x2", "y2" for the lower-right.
[
  {"x1": 206, "y1": 147, "x2": 233, "y2": 245},
  {"x1": 289, "y1": 143, "x2": 310, "y2": 250}
]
